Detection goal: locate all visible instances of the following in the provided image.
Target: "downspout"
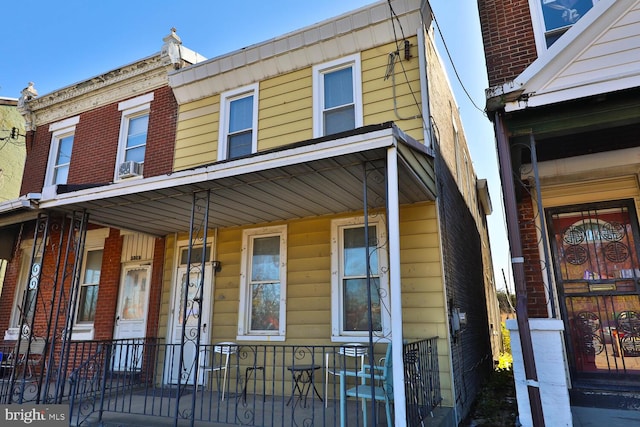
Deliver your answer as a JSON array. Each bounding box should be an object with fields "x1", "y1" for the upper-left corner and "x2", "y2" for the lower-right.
[
  {"x1": 494, "y1": 112, "x2": 545, "y2": 426},
  {"x1": 387, "y1": 145, "x2": 407, "y2": 426}
]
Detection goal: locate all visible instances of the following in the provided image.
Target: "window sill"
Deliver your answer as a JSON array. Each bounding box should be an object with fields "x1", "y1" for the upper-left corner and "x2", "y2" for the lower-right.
[
  {"x1": 331, "y1": 335, "x2": 390, "y2": 344},
  {"x1": 71, "y1": 326, "x2": 94, "y2": 341},
  {"x1": 236, "y1": 335, "x2": 285, "y2": 342},
  {"x1": 4, "y1": 328, "x2": 19, "y2": 341}
]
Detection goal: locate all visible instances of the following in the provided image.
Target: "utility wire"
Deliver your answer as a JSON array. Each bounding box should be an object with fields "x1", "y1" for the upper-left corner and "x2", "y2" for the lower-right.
[{"x1": 431, "y1": 10, "x2": 486, "y2": 116}]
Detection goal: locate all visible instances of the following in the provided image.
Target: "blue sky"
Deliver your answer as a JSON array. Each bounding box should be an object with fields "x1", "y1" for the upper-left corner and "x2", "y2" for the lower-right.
[{"x1": 0, "y1": 0, "x2": 512, "y2": 291}]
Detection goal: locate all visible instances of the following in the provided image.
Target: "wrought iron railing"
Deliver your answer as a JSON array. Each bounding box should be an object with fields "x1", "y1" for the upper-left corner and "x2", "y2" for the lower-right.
[
  {"x1": 3, "y1": 337, "x2": 441, "y2": 426},
  {"x1": 403, "y1": 337, "x2": 442, "y2": 426}
]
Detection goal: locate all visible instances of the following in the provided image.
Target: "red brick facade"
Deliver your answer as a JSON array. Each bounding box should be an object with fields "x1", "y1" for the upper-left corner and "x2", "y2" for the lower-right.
[
  {"x1": 0, "y1": 218, "x2": 164, "y2": 343},
  {"x1": 477, "y1": 0, "x2": 539, "y2": 88},
  {"x1": 20, "y1": 86, "x2": 177, "y2": 195},
  {"x1": 518, "y1": 190, "x2": 549, "y2": 317}
]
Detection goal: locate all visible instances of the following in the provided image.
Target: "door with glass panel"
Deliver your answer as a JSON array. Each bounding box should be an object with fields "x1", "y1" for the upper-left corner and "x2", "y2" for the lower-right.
[
  {"x1": 548, "y1": 200, "x2": 640, "y2": 384},
  {"x1": 113, "y1": 264, "x2": 151, "y2": 371}
]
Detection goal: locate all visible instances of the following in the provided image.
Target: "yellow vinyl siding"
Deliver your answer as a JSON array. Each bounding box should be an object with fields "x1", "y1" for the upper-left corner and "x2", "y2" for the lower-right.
[
  {"x1": 362, "y1": 37, "x2": 424, "y2": 143},
  {"x1": 172, "y1": 37, "x2": 431, "y2": 171},
  {"x1": 540, "y1": 175, "x2": 640, "y2": 207},
  {"x1": 155, "y1": 204, "x2": 452, "y2": 403},
  {"x1": 173, "y1": 96, "x2": 220, "y2": 170},
  {"x1": 258, "y1": 69, "x2": 313, "y2": 150}
]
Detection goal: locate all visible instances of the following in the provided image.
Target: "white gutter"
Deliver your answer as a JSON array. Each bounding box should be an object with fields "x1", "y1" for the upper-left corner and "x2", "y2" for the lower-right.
[{"x1": 387, "y1": 145, "x2": 407, "y2": 425}]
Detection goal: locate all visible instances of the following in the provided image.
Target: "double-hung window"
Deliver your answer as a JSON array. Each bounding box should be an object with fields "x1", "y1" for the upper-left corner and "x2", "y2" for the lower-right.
[
  {"x1": 116, "y1": 93, "x2": 153, "y2": 180},
  {"x1": 76, "y1": 248, "x2": 103, "y2": 324},
  {"x1": 45, "y1": 116, "x2": 79, "y2": 190},
  {"x1": 529, "y1": 0, "x2": 597, "y2": 51},
  {"x1": 72, "y1": 229, "x2": 108, "y2": 340},
  {"x1": 218, "y1": 84, "x2": 259, "y2": 161},
  {"x1": 313, "y1": 54, "x2": 363, "y2": 138},
  {"x1": 331, "y1": 217, "x2": 390, "y2": 342},
  {"x1": 237, "y1": 225, "x2": 287, "y2": 341}
]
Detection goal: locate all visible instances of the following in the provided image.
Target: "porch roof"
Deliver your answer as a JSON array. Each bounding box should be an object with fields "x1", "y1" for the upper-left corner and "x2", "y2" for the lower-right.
[{"x1": 1, "y1": 123, "x2": 435, "y2": 236}]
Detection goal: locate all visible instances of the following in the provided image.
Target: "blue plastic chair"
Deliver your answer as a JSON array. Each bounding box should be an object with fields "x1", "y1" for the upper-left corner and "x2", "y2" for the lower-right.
[{"x1": 340, "y1": 343, "x2": 393, "y2": 426}]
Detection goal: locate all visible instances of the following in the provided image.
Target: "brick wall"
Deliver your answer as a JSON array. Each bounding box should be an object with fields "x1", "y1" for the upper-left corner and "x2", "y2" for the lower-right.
[
  {"x1": 20, "y1": 86, "x2": 177, "y2": 195},
  {"x1": 436, "y1": 147, "x2": 493, "y2": 420},
  {"x1": 477, "y1": 0, "x2": 538, "y2": 88},
  {"x1": 518, "y1": 191, "x2": 550, "y2": 317},
  {"x1": 93, "y1": 228, "x2": 123, "y2": 340}
]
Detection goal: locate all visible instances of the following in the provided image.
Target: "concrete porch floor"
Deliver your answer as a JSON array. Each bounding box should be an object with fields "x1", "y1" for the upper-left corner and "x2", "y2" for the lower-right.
[{"x1": 572, "y1": 406, "x2": 640, "y2": 427}]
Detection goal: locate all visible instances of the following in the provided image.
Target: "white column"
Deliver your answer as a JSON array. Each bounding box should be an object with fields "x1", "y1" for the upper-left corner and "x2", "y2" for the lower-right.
[
  {"x1": 387, "y1": 145, "x2": 407, "y2": 424},
  {"x1": 507, "y1": 319, "x2": 573, "y2": 427}
]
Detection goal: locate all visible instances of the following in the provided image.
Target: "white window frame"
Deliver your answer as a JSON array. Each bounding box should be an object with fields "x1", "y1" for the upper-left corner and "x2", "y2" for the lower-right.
[
  {"x1": 44, "y1": 116, "x2": 79, "y2": 193},
  {"x1": 528, "y1": 0, "x2": 599, "y2": 55},
  {"x1": 218, "y1": 83, "x2": 259, "y2": 161},
  {"x1": 237, "y1": 225, "x2": 287, "y2": 341},
  {"x1": 312, "y1": 53, "x2": 363, "y2": 138},
  {"x1": 115, "y1": 93, "x2": 154, "y2": 181},
  {"x1": 72, "y1": 229, "x2": 109, "y2": 340},
  {"x1": 330, "y1": 216, "x2": 391, "y2": 343}
]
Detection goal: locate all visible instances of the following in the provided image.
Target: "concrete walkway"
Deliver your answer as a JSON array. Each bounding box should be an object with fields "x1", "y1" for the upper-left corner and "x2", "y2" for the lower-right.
[{"x1": 572, "y1": 406, "x2": 640, "y2": 427}]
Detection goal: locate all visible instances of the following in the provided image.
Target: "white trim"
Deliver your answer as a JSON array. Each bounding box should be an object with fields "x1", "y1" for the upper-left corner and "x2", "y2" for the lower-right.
[
  {"x1": 118, "y1": 93, "x2": 154, "y2": 111},
  {"x1": 217, "y1": 83, "x2": 259, "y2": 161},
  {"x1": 45, "y1": 119, "x2": 78, "y2": 187},
  {"x1": 48, "y1": 115, "x2": 80, "y2": 132},
  {"x1": 237, "y1": 225, "x2": 287, "y2": 340},
  {"x1": 312, "y1": 53, "x2": 363, "y2": 138},
  {"x1": 387, "y1": 146, "x2": 407, "y2": 427},
  {"x1": 114, "y1": 98, "x2": 152, "y2": 181},
  {"x1": 330, "y1": 215, "x2": 391, "y2": 342}
]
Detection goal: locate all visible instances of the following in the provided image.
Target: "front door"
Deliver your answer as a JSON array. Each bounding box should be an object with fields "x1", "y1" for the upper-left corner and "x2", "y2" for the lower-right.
[
  {"x1": 167, "y1": 245, "x2": 213, "y2": 385},
  {"x1": 113, "y1": 264, "x2": 151, "y2": 371},
  {"x1": 548, "y1": 200, "x2": 640, "y2": 385}
]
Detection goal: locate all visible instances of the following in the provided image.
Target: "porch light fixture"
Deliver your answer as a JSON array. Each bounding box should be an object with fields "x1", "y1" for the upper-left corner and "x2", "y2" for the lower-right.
[{"x1": 212, "y1": 260, "x2": 222, "y2": 272}]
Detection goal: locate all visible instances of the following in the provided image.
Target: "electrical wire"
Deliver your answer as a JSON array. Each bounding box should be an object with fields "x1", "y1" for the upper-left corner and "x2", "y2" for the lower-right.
[{"x1": 430, "y1": 9, "x2": 487, "y2": 116}]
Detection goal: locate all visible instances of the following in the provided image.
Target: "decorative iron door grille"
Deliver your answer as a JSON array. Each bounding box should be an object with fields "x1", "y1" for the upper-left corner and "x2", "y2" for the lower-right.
[{"x1": 548, "y1": 200, "x2": 640, "y2": 382}]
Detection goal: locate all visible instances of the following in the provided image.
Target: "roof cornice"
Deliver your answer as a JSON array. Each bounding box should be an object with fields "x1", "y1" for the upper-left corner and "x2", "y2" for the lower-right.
[{"x1": 25, "y1": 54, "x2": 171, "y2": 127}]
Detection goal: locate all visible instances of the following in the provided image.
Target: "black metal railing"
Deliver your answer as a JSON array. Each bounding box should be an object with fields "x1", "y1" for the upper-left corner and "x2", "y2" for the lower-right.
[
  {"x1": 404, "y1": 337, "x2": 442, "y2": 426},
  {"x1": 3, "y1": 337, "x2": 441, "y2": 426}
]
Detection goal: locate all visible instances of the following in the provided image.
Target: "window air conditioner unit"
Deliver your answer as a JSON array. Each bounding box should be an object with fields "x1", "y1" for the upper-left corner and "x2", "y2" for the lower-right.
[{"x1": 118, "y1": 161, "x2": 142, "y2": 179}]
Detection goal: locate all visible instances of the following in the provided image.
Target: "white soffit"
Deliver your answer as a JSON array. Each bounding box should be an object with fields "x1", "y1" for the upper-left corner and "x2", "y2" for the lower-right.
[
  {"x1": 169, "y1": 0, "x2": 423, "y2": 105},
  {"x1": 505, "y1": 0, "x2": 640, "y2": 112}
]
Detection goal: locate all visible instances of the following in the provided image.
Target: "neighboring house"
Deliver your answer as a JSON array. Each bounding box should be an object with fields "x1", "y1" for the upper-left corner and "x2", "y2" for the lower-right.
[
  {"x1": 0, "y1": 98, "x2": 26, "y2": 296},
  {"x1": 0, "y1": 1, "x2": 499, "y2": 426},
  {"x1": 478, "y1": 0, "x2": 640, "y2": 425}
]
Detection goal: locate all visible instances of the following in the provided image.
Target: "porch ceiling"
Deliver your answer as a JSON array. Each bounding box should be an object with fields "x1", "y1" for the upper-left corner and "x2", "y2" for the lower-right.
[{"x1": 39, "y1": 124, "x2": 436, "y2": 236}]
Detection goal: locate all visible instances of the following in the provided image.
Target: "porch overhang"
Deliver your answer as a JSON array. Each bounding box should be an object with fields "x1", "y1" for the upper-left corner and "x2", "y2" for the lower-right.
[{"x1": 34, "y1": 123, "x2": 435, "y2": 236}]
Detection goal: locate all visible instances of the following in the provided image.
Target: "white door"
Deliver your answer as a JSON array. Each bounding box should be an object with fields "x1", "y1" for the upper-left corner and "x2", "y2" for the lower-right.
[
  {"x1": 167, "y1": 264, "x2": 213, "y2": 385},
  {"x1": 113, "y1": 264, "x2": 151, "y2": 371}
]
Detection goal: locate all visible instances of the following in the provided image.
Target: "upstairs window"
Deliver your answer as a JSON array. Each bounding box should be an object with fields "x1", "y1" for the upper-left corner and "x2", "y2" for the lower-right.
[
  {"x1": 530, "y1": 0, "x2": 597, "y2": 49},
  {"x1": 116, "y1": 93, "x2": 153, "y2": 180},
  {"x1": 313, "y1": 54, "x2": 363, "y2": 138},
  {"x1": 218, "y1": 84, "x2": 259, "y2": 160},
  {"x1": 53, "y1": 135, "x2": 74, "y2": 184},
  {"x1": 123, "y1": 115, "x2": 149, "y2": 164},
  {"x1": 45, "y1": 116, "x2": 79, "y2": 187}
]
